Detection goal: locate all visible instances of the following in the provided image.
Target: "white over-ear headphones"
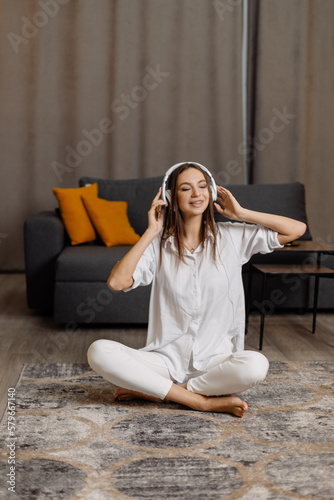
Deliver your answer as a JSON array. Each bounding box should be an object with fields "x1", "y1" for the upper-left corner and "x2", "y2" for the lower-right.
[{"x1": 161, "y1": 162, "x2": 217, "y2": 205}]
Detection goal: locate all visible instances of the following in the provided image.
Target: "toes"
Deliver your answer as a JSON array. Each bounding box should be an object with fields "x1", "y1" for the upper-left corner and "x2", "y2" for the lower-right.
[
  {"x1": 234, "y1": 406, "x2": 246, "y2": 418},
  {"x1": 114, "y1": 393, "x2": 132, "y2": 401},
  {"x1": 113, "y1": 389, "x2": 131, "y2": 401},
  {"x1": 232, "y1": 399, "x2": 248, "y2": 418}
]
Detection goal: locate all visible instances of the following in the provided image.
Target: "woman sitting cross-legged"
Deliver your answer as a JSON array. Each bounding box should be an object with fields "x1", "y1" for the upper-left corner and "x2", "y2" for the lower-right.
[{"x1": 87, "y1": 162, "x2": 306, "y2": 417}]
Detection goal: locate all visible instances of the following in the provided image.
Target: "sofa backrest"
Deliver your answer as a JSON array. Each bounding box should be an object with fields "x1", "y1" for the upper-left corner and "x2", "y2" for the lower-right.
[
  {"x1": 79, "y1": 177, "x2": 311, "y2": 240},
  {"x1": 216, "y1": 182, "x2": 312, "y2": 240}
]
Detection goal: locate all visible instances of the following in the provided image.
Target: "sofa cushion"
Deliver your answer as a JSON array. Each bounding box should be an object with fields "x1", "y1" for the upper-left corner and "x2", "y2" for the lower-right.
[
  {"x1": 79, "y1": 176, "x2": 163, "y2": 236},
  {"x1": 81, "y1": 194, "x2": 140, "y2": 246},
  {"x1": 52, "y1": 183, "x2": 98, "y2": 244},
  {"x1": 56, "y1": 246, "x2": 131, "y2": 282}
]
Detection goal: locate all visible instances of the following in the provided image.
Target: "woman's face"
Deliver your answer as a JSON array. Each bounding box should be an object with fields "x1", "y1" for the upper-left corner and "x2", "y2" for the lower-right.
[{"x1": 176, "y1": 168, "x2": 210, "y2": 217}]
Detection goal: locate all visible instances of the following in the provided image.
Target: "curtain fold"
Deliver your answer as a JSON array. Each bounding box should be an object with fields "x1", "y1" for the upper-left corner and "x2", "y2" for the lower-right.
[
  {"x1": 0, "y1": 0, "x2": 243, "y2": 270},
  {"x1": 1, "y1": 0, "x2": 333, "y2": 270},
  {"x1": 249, "y1": 0, "x2": 334, "y2": 241},
  {"x1": 246, "y1": 0, "x2": 259, "y2": 185}
]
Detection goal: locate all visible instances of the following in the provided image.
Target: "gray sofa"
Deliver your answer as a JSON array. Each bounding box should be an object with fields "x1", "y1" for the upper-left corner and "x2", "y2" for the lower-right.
[{"x1": 25, "y1": 176, "x2": 325, "y2": 327}]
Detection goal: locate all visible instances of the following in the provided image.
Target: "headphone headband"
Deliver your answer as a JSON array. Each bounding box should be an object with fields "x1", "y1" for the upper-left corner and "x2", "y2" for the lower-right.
[{"x1": 161, "y1": 162, "x2": 217, "y2": 204}]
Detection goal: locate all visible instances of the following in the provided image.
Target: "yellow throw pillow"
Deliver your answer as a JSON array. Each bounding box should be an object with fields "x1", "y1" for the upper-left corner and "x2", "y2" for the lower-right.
[
  {"x1": 52, "y1": 183, "x2": 98, "y2": 245},
  {"x1": 81, "y1": 194, "x2": 140, "y2": 247}
]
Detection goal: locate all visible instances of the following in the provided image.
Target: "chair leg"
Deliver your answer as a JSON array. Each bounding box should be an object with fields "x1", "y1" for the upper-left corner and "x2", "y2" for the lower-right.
[
  {"x1": 259, "y1": 273, "x2": 267, "y2": 350},
  {"x1": 312, "y1": 275, "x2": 320, "y2": 333},
  {"x1": 245, "y1": 267, "x2": 254, "y2": 335}
]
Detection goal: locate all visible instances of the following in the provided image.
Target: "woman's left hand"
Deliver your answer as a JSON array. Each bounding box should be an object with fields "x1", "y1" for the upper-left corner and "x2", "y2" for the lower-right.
[{"x1": 214, "y1": 186, "x2": 244, "y2": 221}]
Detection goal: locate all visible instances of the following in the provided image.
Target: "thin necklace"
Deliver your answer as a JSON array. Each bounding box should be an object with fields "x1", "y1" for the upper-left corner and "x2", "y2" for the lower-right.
[{"x1": 184, "y1": 237, "x2": 202, "y2": 253}]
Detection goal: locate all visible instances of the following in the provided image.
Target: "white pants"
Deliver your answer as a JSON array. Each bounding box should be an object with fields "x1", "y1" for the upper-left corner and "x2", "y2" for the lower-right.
[{"x1": 87, "y1": 339, "x2": 269, "y2": 400}]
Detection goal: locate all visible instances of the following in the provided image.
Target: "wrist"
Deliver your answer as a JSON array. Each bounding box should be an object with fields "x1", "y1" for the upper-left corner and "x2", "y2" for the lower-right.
[
  {"x1": 144, "y1": 227, "x2": 161, "y2": 240},
  {"x1": 236, "y1": 207, "x2": 250, "y2": 222}
]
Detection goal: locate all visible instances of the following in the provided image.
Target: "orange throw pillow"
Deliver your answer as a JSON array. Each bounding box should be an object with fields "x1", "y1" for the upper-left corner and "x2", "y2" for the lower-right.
[
  {"x1": 52, "y1": 184, "x2": 98, "y2": 245},
  {"x1": 81, "y1": 194, "x2": 140, "y2": 247}
]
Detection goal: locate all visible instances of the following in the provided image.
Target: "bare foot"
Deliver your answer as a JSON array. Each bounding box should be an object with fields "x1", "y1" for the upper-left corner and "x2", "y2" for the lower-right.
[
  {"x1": 200, "y1": 395, "x2": 248, "y2": 418},
  {"x1": 114, "y1": 386, "x2": 248, "y2": 418},
  {"x1": 113, "y1": 388, "x2": 161, "y2": 403},
  {"x1": 173, "y1": 384, "x2": 248, "y2": 417}
]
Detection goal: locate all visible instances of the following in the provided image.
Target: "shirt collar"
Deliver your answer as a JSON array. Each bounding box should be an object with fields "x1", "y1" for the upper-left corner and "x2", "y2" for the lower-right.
[{"x1": 163, "y1": 226, "x2": 215, "y2": 254}]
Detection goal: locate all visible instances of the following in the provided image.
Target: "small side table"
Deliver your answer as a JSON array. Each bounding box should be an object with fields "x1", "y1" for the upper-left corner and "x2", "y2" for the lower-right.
[{"x1": 246, "y1": 263, "x2": 334, "y2": 350}]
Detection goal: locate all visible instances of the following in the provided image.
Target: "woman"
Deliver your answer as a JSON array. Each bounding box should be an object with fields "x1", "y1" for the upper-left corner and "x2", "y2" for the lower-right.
[{"x1": 87, "y1": 163, "x2": 306, "y2": 417}]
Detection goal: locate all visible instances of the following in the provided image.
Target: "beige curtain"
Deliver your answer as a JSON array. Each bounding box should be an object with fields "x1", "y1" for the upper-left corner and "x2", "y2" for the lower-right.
[
  {"x1": 0, "y1": 0, "x2": 243, "y2": 270},
  {"x1": 249, "y1": 0, "x2": 334, "y2": 242},
  {"x1": 1, "y1": 0, "x2": 333, "y2": 270}
]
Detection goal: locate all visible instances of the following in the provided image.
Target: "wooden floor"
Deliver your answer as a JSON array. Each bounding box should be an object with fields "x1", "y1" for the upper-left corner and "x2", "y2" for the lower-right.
[{"x1": 1, "y1": 273, "x2": 334, "y2": 419}]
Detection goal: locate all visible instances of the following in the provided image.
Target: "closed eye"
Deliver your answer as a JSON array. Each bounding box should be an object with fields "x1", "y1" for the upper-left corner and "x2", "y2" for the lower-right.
[{"x1": 179, "y1": 182, "x2": 208, "y2": 191}]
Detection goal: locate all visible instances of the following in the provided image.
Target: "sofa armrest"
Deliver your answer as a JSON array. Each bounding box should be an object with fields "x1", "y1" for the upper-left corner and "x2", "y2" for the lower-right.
[{"x1": 24, "y1": 211, "x2": 66, "y2": 310}]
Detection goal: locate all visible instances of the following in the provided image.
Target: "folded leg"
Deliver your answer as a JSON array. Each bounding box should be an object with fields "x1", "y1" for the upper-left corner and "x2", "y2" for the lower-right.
[
  {"x1": 87, "y1": 339, "x2": 173, "y2": 400},
  {"x1": 186, "y1": 351, "x2": 269, "y2": 396}
]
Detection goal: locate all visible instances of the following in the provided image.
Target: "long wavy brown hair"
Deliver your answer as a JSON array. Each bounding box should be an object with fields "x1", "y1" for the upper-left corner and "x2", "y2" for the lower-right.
[{"x1": 160, "y1": 164, "x2": 217, "y2": 262}]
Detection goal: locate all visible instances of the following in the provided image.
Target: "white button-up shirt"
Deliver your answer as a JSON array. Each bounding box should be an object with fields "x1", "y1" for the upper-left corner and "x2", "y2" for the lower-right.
[{"x1": 124, "y1": 222, "x2": 283, "y2": 383}]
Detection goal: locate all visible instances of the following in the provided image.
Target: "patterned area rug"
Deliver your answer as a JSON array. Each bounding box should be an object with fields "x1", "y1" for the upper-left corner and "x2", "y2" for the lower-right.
[{"x1": 0, "y1": 361, "x2": 334, "y2": 500}]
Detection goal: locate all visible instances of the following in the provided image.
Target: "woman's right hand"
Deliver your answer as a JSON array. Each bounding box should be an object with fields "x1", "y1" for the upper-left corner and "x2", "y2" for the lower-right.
[
  {"x1": 147, "y1": 188, "x2": 166, "y2": 234},
  {"x1": 108, "y1": 188, "x2": 166, "y2": 291}
]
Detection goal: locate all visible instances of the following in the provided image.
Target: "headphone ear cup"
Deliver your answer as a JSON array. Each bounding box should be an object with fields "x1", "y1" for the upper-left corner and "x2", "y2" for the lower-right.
[
  {"x1": 210, "y1": 181, "x2": 217, "y2": 202},
  {"x1": 165, "y1": 189, "x2": 171, "y2": 205}
]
